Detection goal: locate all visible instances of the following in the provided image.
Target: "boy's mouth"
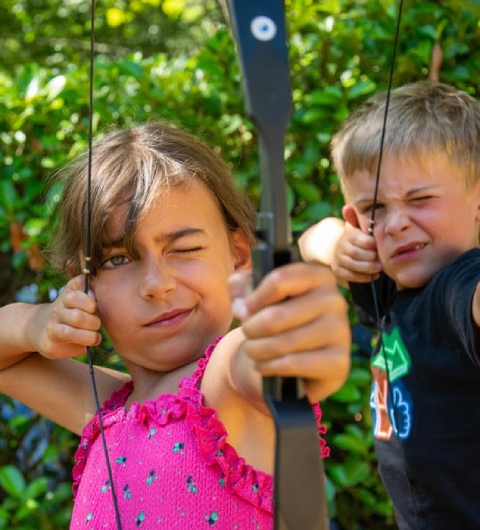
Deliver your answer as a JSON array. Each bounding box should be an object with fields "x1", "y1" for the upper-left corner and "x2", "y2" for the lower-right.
[{"x1": 391, "y1": 242, "x2": 426, "y2": 259}]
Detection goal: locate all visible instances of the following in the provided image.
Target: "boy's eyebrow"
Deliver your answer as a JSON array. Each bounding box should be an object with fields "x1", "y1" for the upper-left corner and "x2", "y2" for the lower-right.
[
  {"x1": 102, "y1": 228, "x2": 206, "y2": 249},
  {"x1": 354, "y1": 184, "x2": 440, "y2": 206}
]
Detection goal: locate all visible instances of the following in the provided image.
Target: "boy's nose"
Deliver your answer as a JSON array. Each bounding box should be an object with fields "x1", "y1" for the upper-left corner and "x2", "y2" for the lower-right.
[{"x1": 384, "y1": 206, "x2": 411, "y2": 235}]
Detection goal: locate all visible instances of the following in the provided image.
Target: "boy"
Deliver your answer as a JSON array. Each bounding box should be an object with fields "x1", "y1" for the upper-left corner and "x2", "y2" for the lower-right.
[{"x1": 299, "y1": 81, "x2": 480, "y2": 529}]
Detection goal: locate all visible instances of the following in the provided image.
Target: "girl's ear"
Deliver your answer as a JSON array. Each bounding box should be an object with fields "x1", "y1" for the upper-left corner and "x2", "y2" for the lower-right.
[
  {"x1": 66, "y1": 259, "x2": 76, "y2": 279},
  {"x1": 231, "y1": 229, "x2": 253, "y2": 271}
]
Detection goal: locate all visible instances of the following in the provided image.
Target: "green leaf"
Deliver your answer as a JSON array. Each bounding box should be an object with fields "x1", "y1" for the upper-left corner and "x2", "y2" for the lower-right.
[
  {"x1": 347, "y1": 79, "x2": 377, "y2": 100},
  {"x1": 0, "y1": 465, "x2": 26, "y2": 498},
  {"x1": 117, "y1": 61, "x2": 144, "y2": 79},
  {"x1": 308, "y1": 87, "x2": 343, "y2": 106},
  {"x1": 343, "y1": 459, "x2": 371, "y2": 485},
  {"x1": 347, "y1": 366, "x2": 372, "y2": 386},
  {"x1": 25, "y1": 477, "x2": 48, "y2": 500},
  {"x1": 300, "y1": 201, "x2": 332, "y2": 222},
  {"x1": 332, "y1": 433, "x2": 368, "y2": 454},
  {"x1": 330, "y1": 380, "x2": 362, "y2": 402},
  {"x1": 0, "y1": 180, "x2": 17, "y2": 211}
]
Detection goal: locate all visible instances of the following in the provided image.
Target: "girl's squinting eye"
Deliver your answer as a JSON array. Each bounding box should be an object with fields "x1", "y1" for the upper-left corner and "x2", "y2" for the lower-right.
[
  {"x1": 173, "y1": 247, "x2": 203, "y2": 255},
  {"x1": 101, "y1": 254, "x2": 131, "y2": 269}
]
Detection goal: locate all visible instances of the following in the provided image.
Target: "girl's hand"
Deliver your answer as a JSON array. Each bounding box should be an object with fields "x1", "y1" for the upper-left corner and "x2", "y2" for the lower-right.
[
  {"x1": 28, "y1": 275, "x2": 102, "y2": 359},
  {"x1": 230, "y1": 263, "x2": 351, "y2": 403},
  {"x1": 331, "y1": 205, "x2": 382, "y2": 285}
]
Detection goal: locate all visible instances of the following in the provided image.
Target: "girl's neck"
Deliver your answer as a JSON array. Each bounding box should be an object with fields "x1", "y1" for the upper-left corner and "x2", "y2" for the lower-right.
[{"x1": 124, "y1": 360, "x2": 199, "y2": 408}]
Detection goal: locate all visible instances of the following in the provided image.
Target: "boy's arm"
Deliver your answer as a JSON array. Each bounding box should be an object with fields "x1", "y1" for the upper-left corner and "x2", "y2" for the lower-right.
[
  {"x1": 471, "y1": 282, "x2": 480, "y2": 328},
  {"x1": 298, "y1": 217, "x2": 346, "y2": 268},
  {"x1": 299, "y1": 212, "x2": 382, "y2": 287}
]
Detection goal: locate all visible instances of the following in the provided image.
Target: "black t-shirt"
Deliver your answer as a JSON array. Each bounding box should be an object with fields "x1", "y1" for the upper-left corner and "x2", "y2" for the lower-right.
[{"x1": 351, "y1": 249, "x2": 480, "y2": 529}]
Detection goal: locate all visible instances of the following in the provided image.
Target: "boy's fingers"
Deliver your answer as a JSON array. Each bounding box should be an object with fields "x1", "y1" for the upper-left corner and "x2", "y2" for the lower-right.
[{"x1": 333, "y1": 265, "x2": 379, "y2": 285}]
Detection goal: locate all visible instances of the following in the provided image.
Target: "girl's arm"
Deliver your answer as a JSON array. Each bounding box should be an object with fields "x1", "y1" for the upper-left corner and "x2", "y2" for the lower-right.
[
  {"x1": 0, "y1": 277, "x2": 129, "y2": 434},
  {"x1": 233, "y1": 263, "x2": 351, "y2": 403},
  {"x1": 202, "y1": 263, "x2": 351, "y2": 473},
  {"x1": 213, "y1": 263, "x2": 350, "y2": 409}
]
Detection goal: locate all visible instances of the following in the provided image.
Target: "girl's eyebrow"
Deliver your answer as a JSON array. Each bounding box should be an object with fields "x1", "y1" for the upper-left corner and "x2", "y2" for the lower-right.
[
  {"x1": 103, "y1": 228, "x2": 206, "y2": 249},
  {"x1": 153, "y1": 227, "x2": 206, "y2": 244}
]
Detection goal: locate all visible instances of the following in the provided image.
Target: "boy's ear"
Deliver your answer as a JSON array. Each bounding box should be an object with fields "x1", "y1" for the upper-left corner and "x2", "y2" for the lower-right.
[
  {"x1": 342, "y1": 204, "x2": 360, "y2": 228},
  {"x1": 231, "y1": 228, "x2": 253, "y2": 271},
  {"x1": 472, "y1": 182, "x2": 480, "y2": 223}
]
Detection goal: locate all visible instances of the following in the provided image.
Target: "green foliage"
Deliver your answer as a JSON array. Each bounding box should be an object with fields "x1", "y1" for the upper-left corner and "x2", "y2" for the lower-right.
[
  {"x1": 0, "y1": 398, "x2": 75, "y2": 528},
  {"x1": 0, "y1": 0, "x2": 479, "y2": 528}
]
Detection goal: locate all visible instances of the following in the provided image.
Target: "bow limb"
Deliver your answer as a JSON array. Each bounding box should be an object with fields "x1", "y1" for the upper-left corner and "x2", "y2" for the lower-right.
[{"x1": 226, "y1": 2, "x2": 328, "y2": 529}]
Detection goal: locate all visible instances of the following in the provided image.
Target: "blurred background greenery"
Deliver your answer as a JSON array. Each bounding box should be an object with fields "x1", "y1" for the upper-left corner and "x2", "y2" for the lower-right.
[{"x1": 0, "y1": 0, "x2": 479, "y2": 528}]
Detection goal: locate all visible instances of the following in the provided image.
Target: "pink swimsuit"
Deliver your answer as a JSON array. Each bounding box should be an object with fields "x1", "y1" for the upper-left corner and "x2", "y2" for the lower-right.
[{"x1": 71, "y1": 342, "x2": 328, "y2": 529}]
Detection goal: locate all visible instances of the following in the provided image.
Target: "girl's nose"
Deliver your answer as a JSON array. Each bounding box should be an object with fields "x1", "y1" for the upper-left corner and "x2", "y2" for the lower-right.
[{"x1": 138, "y1": 257, "x2": 176, "y2": 300}]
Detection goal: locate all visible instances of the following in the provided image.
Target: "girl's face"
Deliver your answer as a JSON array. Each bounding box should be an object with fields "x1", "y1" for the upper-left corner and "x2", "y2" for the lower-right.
[
  {"x1": 345, "y1": 153, "x2": 480, "y2": 290},
  {"x1": 91, "y1": 179, "x2": 252, "y2": 374}
]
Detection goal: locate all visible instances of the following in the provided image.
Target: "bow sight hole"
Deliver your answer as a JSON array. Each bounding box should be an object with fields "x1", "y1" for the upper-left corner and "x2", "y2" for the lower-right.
[{"x1": 250, "y1": 16, "x2": 277, "y2": 42}]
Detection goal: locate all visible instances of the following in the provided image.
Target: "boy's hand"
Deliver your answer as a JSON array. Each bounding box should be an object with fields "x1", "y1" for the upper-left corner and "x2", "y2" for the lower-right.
[
  {"x1": 230, "y1": 263, "x2": 351, "y2": 403},
  {"x1": 332, "y1": 205, "x2": 382, "y2": 285},
  {"x1": 28, "y1": 275, "x2": 102, "y2": 359}
]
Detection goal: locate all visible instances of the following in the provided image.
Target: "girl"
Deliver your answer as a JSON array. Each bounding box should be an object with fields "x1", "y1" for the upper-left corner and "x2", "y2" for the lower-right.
[{"x1": 0, "y1": 123, "x2": 350, "y2": 529}]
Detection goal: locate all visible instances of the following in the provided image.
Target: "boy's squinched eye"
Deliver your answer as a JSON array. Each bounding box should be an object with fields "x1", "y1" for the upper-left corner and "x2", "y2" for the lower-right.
[
  {"x1": 361, "y1": 203, "x2": 384, "y2": 214},
  {"x1": 411, "y1": 196, "x2": 432, "y2": 203}
]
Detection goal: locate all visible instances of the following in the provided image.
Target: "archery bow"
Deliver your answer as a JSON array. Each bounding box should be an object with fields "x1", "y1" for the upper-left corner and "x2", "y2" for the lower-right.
[{"x1": 226, "y1": 2, "x2": 328, "y2": 529}]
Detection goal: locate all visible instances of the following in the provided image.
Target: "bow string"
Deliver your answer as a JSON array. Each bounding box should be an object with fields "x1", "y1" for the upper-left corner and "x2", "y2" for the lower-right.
[
  {"x1": 85, "y1": 1, "x2": 123, "y2": 528},
  {"x1": 226, "y1": 2, "x2": 328, "y2": 528}
]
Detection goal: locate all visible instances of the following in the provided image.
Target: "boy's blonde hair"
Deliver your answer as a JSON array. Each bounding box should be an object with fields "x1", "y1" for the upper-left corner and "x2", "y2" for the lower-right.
[
  {"x1": 49, "y1": 122, "x2": 256, "y2": 275},
  {"x1": 331, "y1": 81, "x2": 480, "y2": 197}
]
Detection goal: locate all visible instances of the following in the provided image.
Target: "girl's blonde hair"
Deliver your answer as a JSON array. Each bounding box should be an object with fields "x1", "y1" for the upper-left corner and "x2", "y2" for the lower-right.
[
  {"x1": 331, "y1": 81, "x2": 480, "y2": 197},
  {"x1": 49, "y1": 122, "x2": 256, "y2": 275}
]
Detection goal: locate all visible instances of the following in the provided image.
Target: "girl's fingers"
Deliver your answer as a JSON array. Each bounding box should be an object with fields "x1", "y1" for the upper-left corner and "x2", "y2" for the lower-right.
[
  {"x1": 38, "y1": 274, "x2": 102, "y2": 359},
  {"x1": 241, "y1": 278, "x2": 345, "y2": 340},
  {"x1": 62, "y1": 275, "x2": 98, "y2": 315},
  {"x1": 242, "y1": 263, "x2": 335, "y2": 318},
  {"x1": 242, "y1": 304, "x2": 348, "y2": 361}
]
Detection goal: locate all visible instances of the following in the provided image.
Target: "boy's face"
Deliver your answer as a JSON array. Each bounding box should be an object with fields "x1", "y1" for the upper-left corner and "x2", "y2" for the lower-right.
[
  {"x1": 91, "y1": 179, "x2": 252, "y2": 374},
  {"x1": 344, "y1": 153, "x2": 480, "y2": 289}
]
